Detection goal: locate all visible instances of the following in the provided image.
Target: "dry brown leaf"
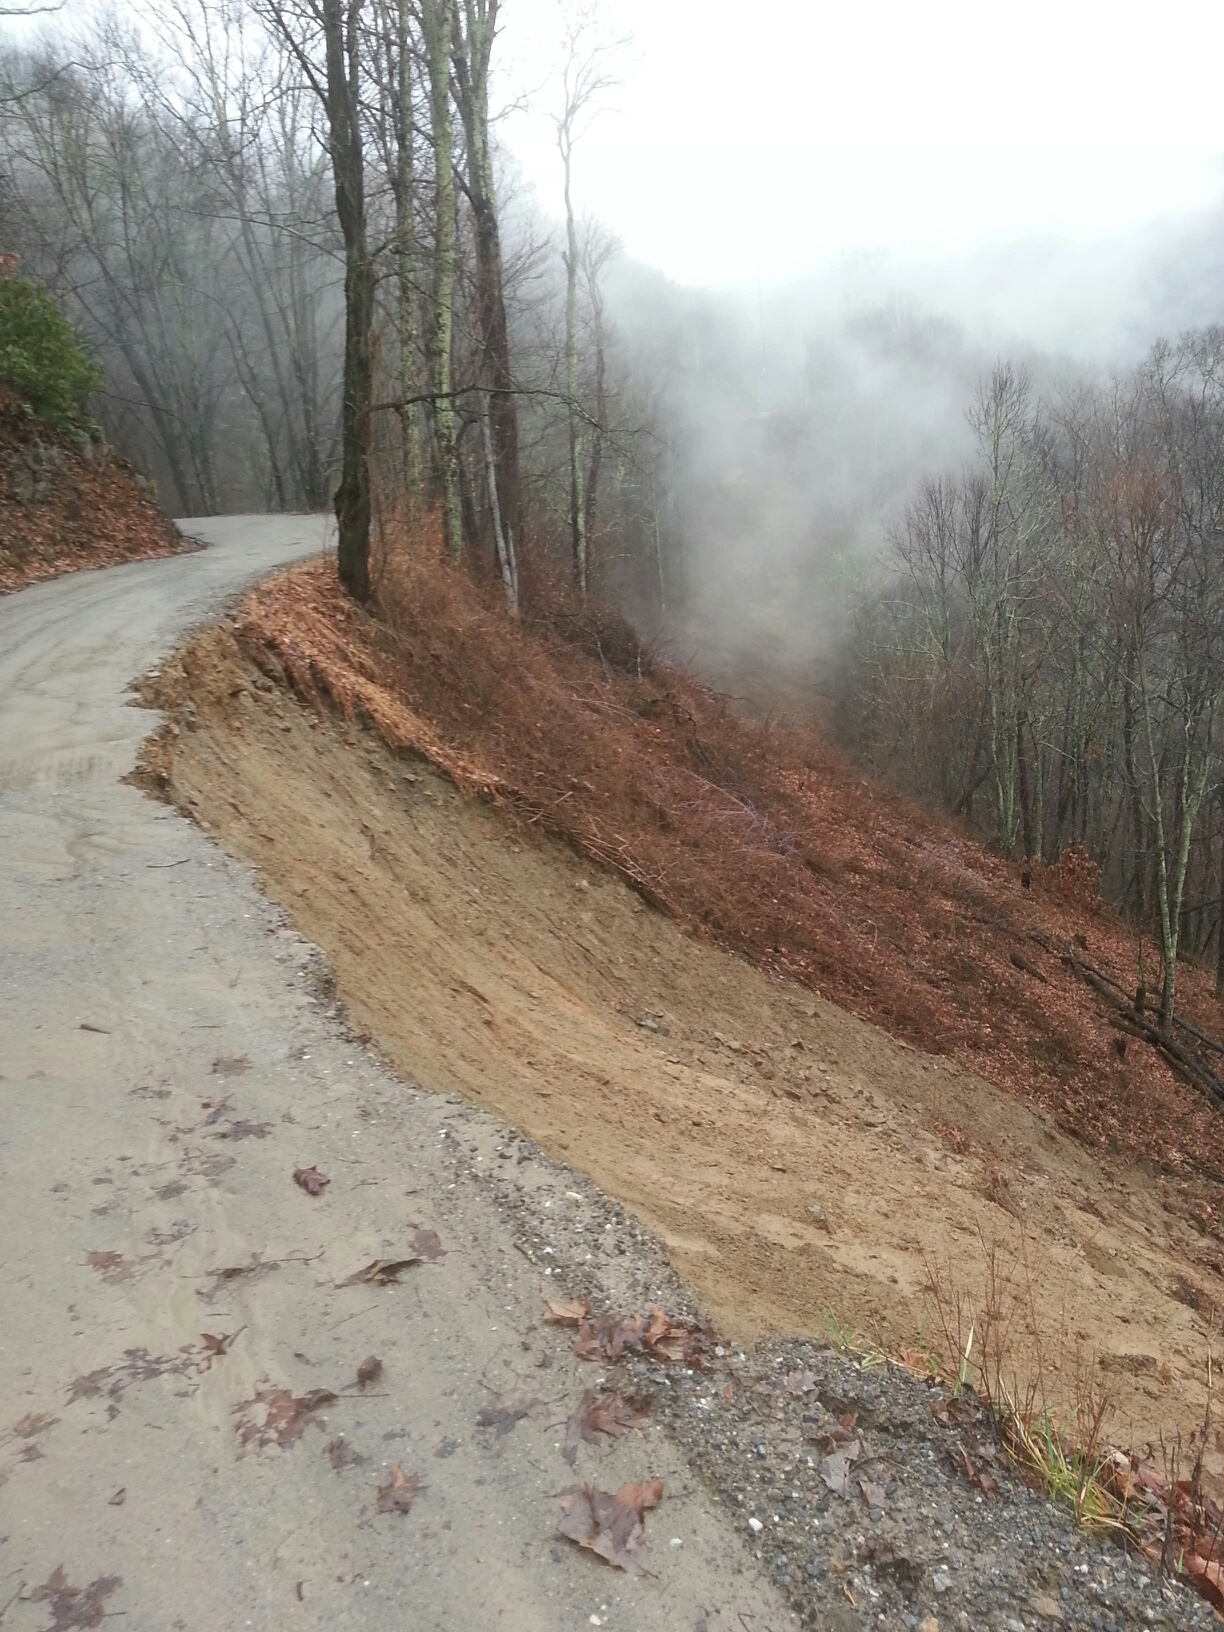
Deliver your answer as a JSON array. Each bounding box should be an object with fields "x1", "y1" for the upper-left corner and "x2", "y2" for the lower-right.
[
  {"x1": 820, "y1": 1438, "x2": 862, "y2": 1497},
  {"x1": 409, "y1": 1225, "x2": 444, "y2": 1261},
  {"x1": 557, "y1": 1479, "x2": 664, "y2": 1573},
  {"x1": 85, "y1": 1250, "x2": 130, "y2": 1284},
  {"x1": 476, "y1": 1392, "x2": 540, "y2": 1437},
  {"x1": 28, "y1": 1565, "x2": 122, "y2": 1631},
  {"x1": 293, "y1": 1165, "x2": 329, "y2": 1196},
  {"x1": 859, "y1": 1476, "x2": 888, "y2": 1510},
  {"x1": 341, "y1": 1256, "x2": 422, "y2": 1287},
  {"x1": 1183, "y1": 1553, "x2": 1224, "y2": 1614},
  {"x1": 13, "y1": 1411, "x2": 57, "y2": 1439},
  {"x1": 545, "y1": 1298, "x2": 590, "y2": 1325},
  {"x1": 325, "y1": 1435, "x2": 365, "y2": 1471},
  {"x1": 563, "y1": 1388, "x2": 652, "y2": 1466},
  {"x1": 565, "y1": 1305, "x2": 707, "y2": 1367},
  {"x1": 377, "y1": 1463, "x2": 425, "y2": 1514},
  {"x1": 235, "y1": 1385, "x2": 336, "y2": 1453},
  {"x1": 198, "y1": 1331, "x2": 237, "y2": 1372},
  {"x1": 356, "y1": 1355, "x2": 383, "y2": 1388}
]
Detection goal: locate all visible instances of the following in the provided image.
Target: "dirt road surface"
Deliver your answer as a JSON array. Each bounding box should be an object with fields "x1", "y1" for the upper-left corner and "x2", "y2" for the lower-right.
[{"x1": 0, "y1": 517, "x2": 793, "y2": 1632}]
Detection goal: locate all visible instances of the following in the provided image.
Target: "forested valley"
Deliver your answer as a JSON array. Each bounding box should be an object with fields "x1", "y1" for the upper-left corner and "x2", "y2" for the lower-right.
[{"x1": 4, "y1": 0, "x2": 1224, "y2": 1036}]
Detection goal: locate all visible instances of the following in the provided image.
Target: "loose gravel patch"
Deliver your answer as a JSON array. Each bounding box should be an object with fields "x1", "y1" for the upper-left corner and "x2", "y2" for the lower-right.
[{"x1": 442, "y1": 1113, "x2": 1217, "y2": 1632}]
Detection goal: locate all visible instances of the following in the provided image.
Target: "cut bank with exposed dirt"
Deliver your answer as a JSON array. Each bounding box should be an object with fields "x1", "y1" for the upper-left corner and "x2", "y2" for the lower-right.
[
  {"x1": 134, "y1": 562, "x2": 1224, "y2": 1497},
  {"x1": 0, "y1": 392, "x2": 189, "y2": 593}
]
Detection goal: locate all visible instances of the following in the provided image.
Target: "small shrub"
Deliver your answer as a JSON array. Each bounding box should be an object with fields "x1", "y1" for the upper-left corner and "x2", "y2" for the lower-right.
[{"x1": 0, "y1": 269, "x2": 101, "y2": 431}]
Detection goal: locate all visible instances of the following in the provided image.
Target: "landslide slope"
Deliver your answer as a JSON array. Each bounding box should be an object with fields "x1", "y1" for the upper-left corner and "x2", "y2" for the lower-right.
[{"x1": 136, "y1": 547, "x2": 1224, "y2": 1479}]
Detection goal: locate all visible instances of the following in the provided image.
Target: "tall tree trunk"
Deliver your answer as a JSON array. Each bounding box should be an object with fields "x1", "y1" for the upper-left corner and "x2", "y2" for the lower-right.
[
  {"x1": 322, "y1": 0, "x2": 373, "y2": 601},
  {"x1": 480, "y1": 392, "x2": 516, "y2": 610},
  {"x1": 451, "y1": 0, "x2": 519, "y2": 550},
  {"x1": 422, "y1": 0, "x2": 461, "y2": 559},
  {"x1": 561, "y1": 138, "x2": 585, "y2": 594},
  {"x1": 389, "y1": 0, "x2": 421, "y2": 501}
]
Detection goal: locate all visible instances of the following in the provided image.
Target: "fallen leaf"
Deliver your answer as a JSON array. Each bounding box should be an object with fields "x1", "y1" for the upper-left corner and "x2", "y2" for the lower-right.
[
  {"x1": 557, "y1": 1479, "x2": 663, "y2": 1573},
  {"x1": 409, "y1": 1225, "x2": 444, "y2": 1261},
  {"x1": 325, "y1": 1435, "x2": 365, "y2": 1471},
  {"x1": 1183, "y1": 1553, "x2": 1224, "y2": 1614},
  {"x1": 13, "y1": 1411, "x2": 57, "y2": 1439},
  {"x1": 66, "y1": 1346, "x2": 197, "y2": 1405},
  {"x1": 566, "y1": 1305, "x2": 707, "y2": 1366},
  {"x1": 341, "y1": 1257, "x2": 423, "y2": 1287},
  {"x1": 29, "y1": 1565, "x2": 122, "y2": 1630},
  {"x1": 956, "y1": 1443, "x2": 998, "y2": 1496},
  {"x1": 356, "y1": 1355, "x2": 383, "y2": 1388},
  {"x1": 377, "y1": 1463, "x2": 425, "y2": 1514},
  {"x1": 198, "y1": 1255, "x2": 278, "y2": 1302},
  {"x1": 85, "y1": 1250, "x2": 130, "y2": 1284},
  {"x1": 563, "y1": 1388, "x2": 652, "y2": 1466},
  {"x1": 859, "y1": 1476, "x2": 888, "y2": 1510},
  {"x1": 198, "y1": 1331, "x2": 237, "y2": 1372},
  {"x1": 235, "y1": 1385, "x2": 336, "y2": 1452},
  {"x1": 293, "y1": 1165, "x2": 329, "y2": 1196},
  {"x1": 545, "y1": 1298, "x2": 589, "y2": 1324},
  {"x1": 476, "y1": 1392, "x2": 541, "y2": 1437},
  {"x1": 212, "y1": 1119, "x2": 271, "y2": 1141},
  {"x1": 820, "y1": 1438, "x2": 862, "y2": 1497}
]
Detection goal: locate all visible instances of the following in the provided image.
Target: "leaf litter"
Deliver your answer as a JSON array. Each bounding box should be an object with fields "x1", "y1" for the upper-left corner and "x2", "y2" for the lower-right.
[
  {"x1": 325, "y1": 1435, "x2": 365, "y2": 1471},
  {"x1": 340, "y1": 1227, "x2": 443, "y2": 1286},
  {"x1": 27, "y1": 1566, "x2": 121, "y2": 1630},
  {"x1": 557, "y1": 1479, "x2": 664, "y2": 1573},
  {"x1": 292, "y1": 1165, "x2": 329, "y2": 1196},
  {"x1": 84, "y1": 1250, "x2": 130, "y2": 1285},
  {"x1": 545, "y1": 1300, "x2": 708, "y2": 1366},
  {"x1": 563, "y1": 1388, "x2": 652, "y2": 1466},
  {"x1": 355, "y1": 1354, "x2": 382, "y2": 1388},
  {"x1": 377, "y1": 1463, "x2": 426, "y2": 1514},
  {"x1": 475, "y1": 1392, "x2": 541, "y2": 1438},
  {"x1": 234, "y1": 1385, "x2": 336, "y2": 1453}
]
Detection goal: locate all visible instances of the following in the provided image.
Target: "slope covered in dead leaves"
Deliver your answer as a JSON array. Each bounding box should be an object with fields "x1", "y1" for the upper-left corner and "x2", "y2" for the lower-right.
[
  {"x1": 0, "y1": 393, "x2": 188, "y2": 594},
  {"x1": 135, "y1": 570, "x2": 1224, "y2": 1491}
]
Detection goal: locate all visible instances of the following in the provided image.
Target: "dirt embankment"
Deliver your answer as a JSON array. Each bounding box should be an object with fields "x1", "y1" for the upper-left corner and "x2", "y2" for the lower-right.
[
  {"x1": 135, "y1": 573, "x2": 1224, "y2": 1488},
  {"x1": 0, "y1": 395, "x2": 189, "y2": 593}
]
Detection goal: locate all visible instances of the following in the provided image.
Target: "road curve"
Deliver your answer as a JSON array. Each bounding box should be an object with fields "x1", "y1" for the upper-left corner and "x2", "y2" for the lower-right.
[{"x1": 0, "y1": 518, "x2": 791, "y2": 1632}]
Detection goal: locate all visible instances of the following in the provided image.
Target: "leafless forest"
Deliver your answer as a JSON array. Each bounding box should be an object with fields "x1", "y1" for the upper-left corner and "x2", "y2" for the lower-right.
[{"x1": 3, "y1": 0, "x2": 1224, "y2": 1025}]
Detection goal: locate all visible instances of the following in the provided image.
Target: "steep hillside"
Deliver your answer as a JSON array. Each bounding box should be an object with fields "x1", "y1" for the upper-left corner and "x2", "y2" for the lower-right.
[
  {"x1": 0, "y1": 393, "x2": 188, "y2": 593},
  {"x1": 134, "y1": 543, "x2": 1224, "y2": 1487},
  {"x1": 161, "y1": 546, "x2": 1224, "y2": 1213}
]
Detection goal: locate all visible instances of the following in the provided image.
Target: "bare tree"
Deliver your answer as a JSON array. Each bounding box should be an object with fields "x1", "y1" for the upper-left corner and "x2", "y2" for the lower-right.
[
  {"x1": 450, "y1": 0, "x2": 518, "y2": 551},
  {"x1": 421, "y1": 0, "x2": 460, "y2": 557},
  {"x1": 554, "y1": 4, "x2": 616, "y2": 596},
  {"x1": 261, "y1": 0, "x2": 374, "y2": 599}
]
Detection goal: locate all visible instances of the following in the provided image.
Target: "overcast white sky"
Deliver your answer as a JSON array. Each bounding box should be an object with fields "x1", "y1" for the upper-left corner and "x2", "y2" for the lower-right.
[{"x1": 499, "y1": 0, "x2": 1224, "y2": 290}]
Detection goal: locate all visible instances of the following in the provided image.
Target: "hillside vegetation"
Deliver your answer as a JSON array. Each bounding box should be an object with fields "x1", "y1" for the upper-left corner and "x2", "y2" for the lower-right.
[
  {"x1": 151, "y1": 532, "x2": 1224, "y2": 1235},
  {"x1": 0, "y1": 271, "x2": 186, "y2": 593}
]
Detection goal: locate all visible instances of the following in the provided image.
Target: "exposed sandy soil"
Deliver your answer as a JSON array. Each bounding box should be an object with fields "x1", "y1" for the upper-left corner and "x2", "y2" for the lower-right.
[
  {"x1": 137, "y1": 617, "x2": 1224, "y2": 1490},
  {"x1": 0, "y1": 395, "x2": 189, "y2": 593}
]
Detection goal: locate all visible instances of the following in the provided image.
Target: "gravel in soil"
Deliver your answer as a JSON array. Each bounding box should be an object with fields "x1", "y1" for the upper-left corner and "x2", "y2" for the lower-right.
[{"x1": 448, "y1": 1122, "x2": 1218, "y2": 1632}]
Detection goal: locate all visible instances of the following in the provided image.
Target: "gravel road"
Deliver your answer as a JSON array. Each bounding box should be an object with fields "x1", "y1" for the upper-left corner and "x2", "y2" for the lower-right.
[
  {"x1": 0, "y1": 518, "x2": 794, "y2": 1632},
  {"x1": 1, "y1": 518, "x2": 1212, "y2": 1632}
]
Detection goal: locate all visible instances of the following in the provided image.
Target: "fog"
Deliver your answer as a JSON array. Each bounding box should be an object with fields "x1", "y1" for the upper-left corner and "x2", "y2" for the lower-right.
[
  {"x1": 483, "y1": 0, "x2": 1224, "y2": 688},
  {"x1": 4, "y1": 0, "x2": 1224, "y2": 692}
]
